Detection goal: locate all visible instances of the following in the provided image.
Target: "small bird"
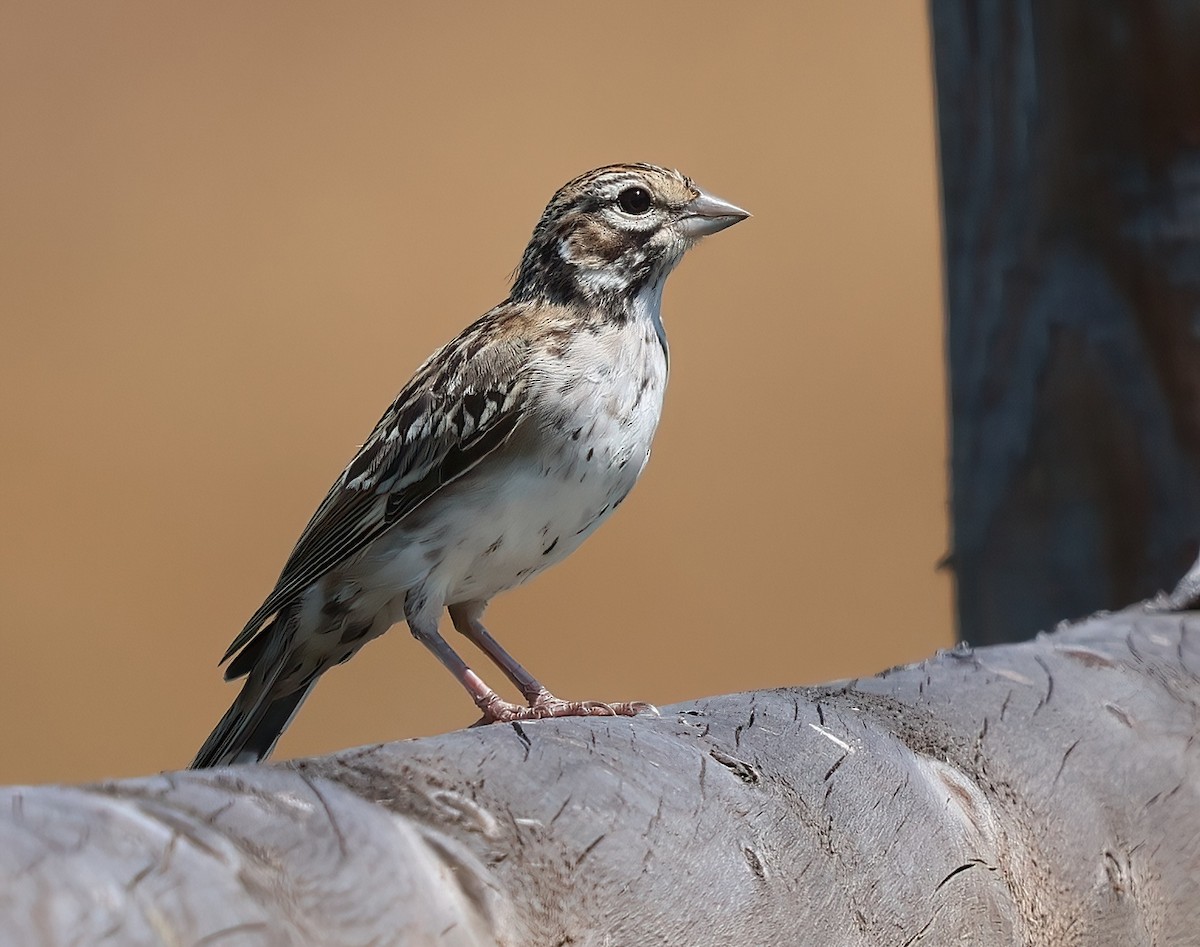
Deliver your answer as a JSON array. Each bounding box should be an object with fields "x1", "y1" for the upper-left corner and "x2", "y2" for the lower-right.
[{"x1": 191, "y1": 163, "x2": 749, "y2": 768}]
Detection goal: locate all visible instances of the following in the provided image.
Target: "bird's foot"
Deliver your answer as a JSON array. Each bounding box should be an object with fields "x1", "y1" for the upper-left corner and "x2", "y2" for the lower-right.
[{"x1": 474, "y1": 688, "x2": 657, "y2": 725}]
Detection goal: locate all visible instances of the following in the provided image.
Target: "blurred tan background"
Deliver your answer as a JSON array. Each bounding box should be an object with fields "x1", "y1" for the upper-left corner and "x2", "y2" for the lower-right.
[{"x1": 0, "y1": 1, "x2": 950, "y2": 784}]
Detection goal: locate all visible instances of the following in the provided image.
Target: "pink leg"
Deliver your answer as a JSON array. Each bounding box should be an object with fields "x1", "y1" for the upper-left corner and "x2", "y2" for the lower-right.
[{"x1": 448, "y1": 602, "x2": 656, "y2": 724}]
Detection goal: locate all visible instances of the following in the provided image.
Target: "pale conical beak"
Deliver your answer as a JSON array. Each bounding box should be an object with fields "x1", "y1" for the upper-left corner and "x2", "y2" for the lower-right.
[{"x1": 679, "y1": 187, "x2": 751, "y2": 237}]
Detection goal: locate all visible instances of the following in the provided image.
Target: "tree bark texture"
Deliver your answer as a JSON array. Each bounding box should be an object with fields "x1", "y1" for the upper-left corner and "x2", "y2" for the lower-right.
[
  {"x1": 932, "y1": 0, "x2": 1200, "y2": 644},
  {"x1": 2, "y1": 593, "x2": 1198, "y2": 946}
]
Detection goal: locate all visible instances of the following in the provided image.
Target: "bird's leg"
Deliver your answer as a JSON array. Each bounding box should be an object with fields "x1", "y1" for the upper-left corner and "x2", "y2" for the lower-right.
[
  {"x1": 405, "y1": 598, "x2": 511, "y2": 716},
  {"x1": 448, "y1": 601, "x2": 656, "y2": 724},
  {"x1": 448, "y1": 601, "x2": 544, "y2": 701}
]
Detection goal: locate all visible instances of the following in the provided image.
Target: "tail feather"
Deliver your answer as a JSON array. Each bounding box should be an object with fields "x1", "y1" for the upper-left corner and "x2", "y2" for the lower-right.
[
  {"x1": 224, "y1": 625, "x2": 270, "y2": 681},
  {"x1": 192, "y1": 607, "x2": 314, "y2": 769},
  {"x1": 190, "y1": 679, "x2": 315, "y2": 769}
]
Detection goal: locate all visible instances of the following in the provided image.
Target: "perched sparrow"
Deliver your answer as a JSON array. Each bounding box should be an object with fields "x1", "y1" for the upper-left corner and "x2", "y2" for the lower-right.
[{"x1": 191, "y1": 163, "x2": 748, "y2": 768}]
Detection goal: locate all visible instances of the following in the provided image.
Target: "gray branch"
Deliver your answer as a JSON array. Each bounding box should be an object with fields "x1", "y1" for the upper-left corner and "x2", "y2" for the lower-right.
[{"x1": 3, "y1": 591, "x2": 1198, "y2": 946}]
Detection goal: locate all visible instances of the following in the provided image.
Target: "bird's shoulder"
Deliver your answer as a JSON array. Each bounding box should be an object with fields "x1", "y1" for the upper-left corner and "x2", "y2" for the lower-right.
[{"x1": 344, "y1": 298, "x2": 600, "y2": 486}]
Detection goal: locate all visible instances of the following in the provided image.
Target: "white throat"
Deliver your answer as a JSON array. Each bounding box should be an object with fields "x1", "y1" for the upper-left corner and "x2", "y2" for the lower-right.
[{"x1": 633, "y1": 272, "x2": 669, "y2": 366}]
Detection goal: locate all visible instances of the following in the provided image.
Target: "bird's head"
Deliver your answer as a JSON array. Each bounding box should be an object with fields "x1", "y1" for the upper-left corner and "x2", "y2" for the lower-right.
[{"x1": 512, "y1": 163, "x2": 749, "y2": 310}]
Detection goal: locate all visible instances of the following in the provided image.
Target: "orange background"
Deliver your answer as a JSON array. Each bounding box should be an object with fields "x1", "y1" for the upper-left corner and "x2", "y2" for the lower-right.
[{"x1": 0, "y1": 2, "x2": 950, "y2": 784}]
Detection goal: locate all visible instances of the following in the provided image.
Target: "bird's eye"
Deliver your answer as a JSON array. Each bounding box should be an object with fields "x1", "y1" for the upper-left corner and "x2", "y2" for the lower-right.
[{"x1": 617, "y1": 186, "x2": 653, "y2": 215}]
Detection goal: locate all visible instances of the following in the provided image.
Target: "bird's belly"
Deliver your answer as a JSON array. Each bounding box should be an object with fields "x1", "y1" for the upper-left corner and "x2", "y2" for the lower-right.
[
  {"x1": 351, "y1": 319, "x2": 667, "y2": 614},
  {"x1": 435, "y1": 446, "x2": 645, "y2": 603},
  {"x1": 340, "y1": 412, "x2": 656, "y2": 625}
]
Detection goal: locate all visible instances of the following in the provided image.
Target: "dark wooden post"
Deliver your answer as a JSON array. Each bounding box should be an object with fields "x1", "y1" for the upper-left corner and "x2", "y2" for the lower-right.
[{"x1": 931, "y1": 0, "x2": 1200, "y2": 644}]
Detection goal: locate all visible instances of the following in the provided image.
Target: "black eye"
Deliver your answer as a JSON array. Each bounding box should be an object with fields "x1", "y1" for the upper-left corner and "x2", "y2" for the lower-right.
[{"x1": 617, "y1": 186, "x2": 652, "y2": 215}]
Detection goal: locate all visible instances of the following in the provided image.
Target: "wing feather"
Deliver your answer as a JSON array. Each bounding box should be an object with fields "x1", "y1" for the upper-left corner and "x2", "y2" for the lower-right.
[{"x1": 220, "y1": 307, "x2": 535, "y2": 665}]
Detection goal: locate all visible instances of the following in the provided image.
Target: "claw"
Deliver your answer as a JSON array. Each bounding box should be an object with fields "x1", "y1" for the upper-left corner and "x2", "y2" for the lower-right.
[{"x1": 474, "y1": 689, "x2": 657, "y2": 725}]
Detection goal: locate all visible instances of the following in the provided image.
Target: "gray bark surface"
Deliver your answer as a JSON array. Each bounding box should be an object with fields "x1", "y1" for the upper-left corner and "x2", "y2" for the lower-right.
[
  {"x1": 2, "y1": 595, "x2": 1198, "y2": 945},
  {"x1": 933, "y1": 0, "x2": 1200, "y2": 644}
]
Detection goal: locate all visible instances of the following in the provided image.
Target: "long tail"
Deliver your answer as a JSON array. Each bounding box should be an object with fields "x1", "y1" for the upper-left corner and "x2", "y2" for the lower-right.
[
  {"x1": 189, "y1": 680, "x2": 315, "y2": 769},
  {"x1": 191, "y1": 608, "x2": 316, "y2": 769}
]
